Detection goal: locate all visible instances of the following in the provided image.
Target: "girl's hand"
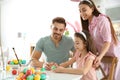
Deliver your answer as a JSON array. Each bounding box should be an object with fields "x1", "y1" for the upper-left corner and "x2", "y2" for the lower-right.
[
  {"x1": 44, "y1": 63, "x2": 51, "y2": 70},
  {"x1": 93, "y1": 56, "x2": 102, "y2": 68},
  {"x1": 45, "y1": 62, "x2": 58, "y2": 70},
  {"x1": 53, "y1": 66, "x2": 64, "y2": 73}
]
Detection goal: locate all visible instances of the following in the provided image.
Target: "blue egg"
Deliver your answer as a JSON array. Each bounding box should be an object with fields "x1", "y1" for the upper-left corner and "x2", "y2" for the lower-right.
[
  {"x1": 32, "y1": 74, "x2": 35, "y2": 77},
  {"x1": 41, "y1": 73, "x2": 46, "y2": 80},
  {"x1": 22, "y1": 60, "x2": 26, "y2": 64}
]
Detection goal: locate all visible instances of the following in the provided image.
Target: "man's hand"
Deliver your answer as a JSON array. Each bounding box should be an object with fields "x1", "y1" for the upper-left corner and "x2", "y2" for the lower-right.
[{"x1": 30, "y1": 59, "x2": 43, "y2": 68}]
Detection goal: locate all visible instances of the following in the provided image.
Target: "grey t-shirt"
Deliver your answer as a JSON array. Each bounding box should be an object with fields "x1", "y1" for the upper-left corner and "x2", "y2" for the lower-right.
[{"x1": 35, "y1": 35, "x2": 75, "y2": 64}]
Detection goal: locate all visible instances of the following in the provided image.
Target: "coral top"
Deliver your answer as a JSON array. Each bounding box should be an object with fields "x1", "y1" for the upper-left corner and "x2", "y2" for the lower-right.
[{"x1": 74, "y1": 51, "x2": 97, "y2": 80}]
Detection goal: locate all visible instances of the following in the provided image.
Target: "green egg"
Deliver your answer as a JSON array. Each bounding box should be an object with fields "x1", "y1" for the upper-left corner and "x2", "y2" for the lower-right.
[
  {"x1": 10, "y1": 61, "x2": 14, "y2": 65},
  {"x1": 27, "y1": 75, "x2": 34, "y2": 80},
  {"x1": 23, "y1": 68, "x2": 28, "y2": 74},
  {"x1": 41, "y1": 68, "x2": 46, "y2": 72},
  {"x1": 51, "y1": 65, "x2": 56, "y2": 70}
]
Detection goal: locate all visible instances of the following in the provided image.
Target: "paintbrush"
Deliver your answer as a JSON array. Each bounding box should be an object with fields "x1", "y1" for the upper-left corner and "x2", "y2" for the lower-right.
[{"x1": 12, "y1": 48, "x2": 21, "y2": 67}]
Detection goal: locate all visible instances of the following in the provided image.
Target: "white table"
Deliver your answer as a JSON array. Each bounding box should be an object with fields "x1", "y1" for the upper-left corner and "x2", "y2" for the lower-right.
[
  {"x1": 0, "y1": 70, "x2": 82, "y2": 80},
  {"x1": 46, "y1": 71, "x2": 81, "y2": 80},
  {"x1": 0, "y1": 70, "x2": 16, "y2": 80}
]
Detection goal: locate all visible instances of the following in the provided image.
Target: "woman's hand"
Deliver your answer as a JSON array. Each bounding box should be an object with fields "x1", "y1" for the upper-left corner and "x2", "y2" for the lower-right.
[
  {"x1": 93, "y1": 42, "x2": 110, "y2": 68},
  {"x1": 93, "y1": 56, "x2": 102, "y2": 68}
]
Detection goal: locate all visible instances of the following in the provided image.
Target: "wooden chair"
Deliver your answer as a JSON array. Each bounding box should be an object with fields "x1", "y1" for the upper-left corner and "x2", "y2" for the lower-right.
[{"x1": 99, "y1": 56, "x2": 118, "y2": 80}]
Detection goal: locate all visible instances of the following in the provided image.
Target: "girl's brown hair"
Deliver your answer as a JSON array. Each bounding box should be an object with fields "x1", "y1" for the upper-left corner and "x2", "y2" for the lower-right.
[
  {"x1": 74, "y1": 30, "x2": 97, "y2": 54},
  {"x1": 79, "y1": 0, "x2": 118, "y2": 44}
]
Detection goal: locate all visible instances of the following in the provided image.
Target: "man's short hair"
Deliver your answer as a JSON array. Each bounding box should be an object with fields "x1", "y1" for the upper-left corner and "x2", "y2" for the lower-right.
[{"x1": 52, "y1": 17, "x2": 66, "y2": 27}]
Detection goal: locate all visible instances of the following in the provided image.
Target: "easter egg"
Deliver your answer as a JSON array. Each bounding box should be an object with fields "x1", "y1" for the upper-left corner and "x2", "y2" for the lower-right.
[
  {"x1": 30, "y1": 67, "x2": 35, "y2": 74},
  {"x1": 19, "y1": 59, "x2": 22, "y2": 63},
  {"x1": 8, "y1": 61, "x2": 11, "y2": 64},
  {"x1": 10, "y1": 61, "x2": 14, "y2": 65},
  {"x1": 27, "y1": 75, "x2": 34, "y2": 80},
  {"x1": 12, "y1": 69, "x2": 17, "y2": 75},
  {"x1": 51, "y1": 65, "x2": 56, "y2": 70},
  {"x1": 35, "y1": 70, "x2": 41, "y2": 75},
  {"x1": 23, "y1": 68, "x2": 28, "y2": 74},
  {"x1": 21, "y1": 74, "x2": 27, "y2": 79},
  {"x1": 41, "y1": 68, "x2": 46, "y2": 72},
  {"x1": 41, "y1": 73, "x2": 46, "y2": 80},
  {"x1": 34, "y1": 74, "x2": 40, "y2": 80},
  {"x1": 19, "y1": 60, "x2": 22, "y2": 64},
  {"x1": 32, "y1": 74, "x2": 35, "y2": 77},
  {"x1": 26, "y1": 70, "x2": 32, "y2": 76},
  {"x1": 18, "y1": 72, "x2": 24, "y2": 78},
  {"x1": 6, "y1": 65, "x2": 11, "y2": 71},
  {"x1": 16, "y1": 76, "x2": 21, "y2": 80},
  {"x1": 14, "y1": 60, "x2": 18, "y2": 64},
  {"x1": 22, "y1": 60, "x2": 26, "y2": 64}
]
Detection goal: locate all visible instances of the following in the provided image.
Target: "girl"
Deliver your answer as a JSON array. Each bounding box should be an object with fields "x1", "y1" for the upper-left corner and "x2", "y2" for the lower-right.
[
  {"x1": 53, "y1": 30, "x2": 98, "y2": 80},
  {"x1": 79, "y1": 0, "x2": 120, "y2": 80}
]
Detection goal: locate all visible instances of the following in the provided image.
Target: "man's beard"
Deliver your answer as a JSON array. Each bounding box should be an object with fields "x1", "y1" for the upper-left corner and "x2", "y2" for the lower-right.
[{"x1": 53, "y1": 33, "x2": 62, "y2": 40}]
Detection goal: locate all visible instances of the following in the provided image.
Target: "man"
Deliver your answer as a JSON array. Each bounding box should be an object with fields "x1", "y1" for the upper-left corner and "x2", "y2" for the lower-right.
[{"x1": 31, "y1": 17, "x2": 75, "y2": 70}]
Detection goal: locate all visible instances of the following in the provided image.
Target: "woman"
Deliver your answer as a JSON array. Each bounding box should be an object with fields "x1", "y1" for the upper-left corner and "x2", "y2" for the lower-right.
[{"x1": 79, "y1": 0, "x2": 120, "y2": 80}]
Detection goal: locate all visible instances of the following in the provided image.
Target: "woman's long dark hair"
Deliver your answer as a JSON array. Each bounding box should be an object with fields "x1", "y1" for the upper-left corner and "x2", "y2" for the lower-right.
[
  {"x1": 74, "y1": 30, "x2": 97, "y2": 55},
  {"x1": 79, "y1": 0, "x2": 118, "y2": 44}
]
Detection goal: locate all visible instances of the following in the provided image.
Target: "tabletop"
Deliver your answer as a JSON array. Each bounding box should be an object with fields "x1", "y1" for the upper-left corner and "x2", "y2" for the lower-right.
[
  {"x1": 0, "y1": 70, "x2": 82, "y2": 80},
  {"x1": 46, "y1": 71, "x2": 81, "y2": 80}
]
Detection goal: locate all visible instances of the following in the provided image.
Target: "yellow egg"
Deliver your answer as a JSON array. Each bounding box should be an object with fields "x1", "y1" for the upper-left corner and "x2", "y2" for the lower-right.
[
  {"x1": 13, "y1": 60, "x2": 18, "y2": 64},
  {"x1": 6, "y1": 65, "x2": 11, "y2": 71},
  {"x1": 30, "y1": 67, "x2": 35, "y2": 74},
  {"x1": 34, "y1": 74, "x2": 40, "y2": 80}
]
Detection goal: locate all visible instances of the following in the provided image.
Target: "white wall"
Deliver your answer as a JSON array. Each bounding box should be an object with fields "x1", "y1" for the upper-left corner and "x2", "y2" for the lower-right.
[
  {"x1": 0, "y1": 2, "x2": 1, "y2": 47},
  {"x1": 1, "y1": 0, "x2": 80, "y2": 59}
]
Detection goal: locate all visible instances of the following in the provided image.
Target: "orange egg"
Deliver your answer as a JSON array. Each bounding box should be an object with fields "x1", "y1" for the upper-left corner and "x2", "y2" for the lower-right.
[
  {"x1": 16, "y1": 76, "x2": 21, "y2": 80},
  {"x1": 18, "y1": 72, "x2": 24, "y2": 78}
]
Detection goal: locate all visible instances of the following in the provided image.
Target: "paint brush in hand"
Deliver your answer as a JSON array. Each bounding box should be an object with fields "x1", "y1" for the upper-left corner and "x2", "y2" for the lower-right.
[{"x1": 12, "y1": 48, "x2": 21, "y2": 67}]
